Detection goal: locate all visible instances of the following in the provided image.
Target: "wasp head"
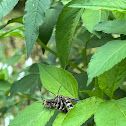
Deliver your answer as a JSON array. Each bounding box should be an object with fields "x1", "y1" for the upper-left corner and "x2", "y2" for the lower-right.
[
  {"x1": 43, "y1": 100, "x2": 52, "y2": 108},
  {"x1": 42, "y1": 100, "x2": 46, "y2": 104}
]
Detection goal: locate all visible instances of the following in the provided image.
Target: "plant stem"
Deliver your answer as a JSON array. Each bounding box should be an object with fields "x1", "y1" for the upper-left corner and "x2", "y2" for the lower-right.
[
  {"x1": 37, "y1": 39, "x2": 84, "y2": 72},
  {"x1": 83, "y1": 35, "x2": 94, "y2": 68}
]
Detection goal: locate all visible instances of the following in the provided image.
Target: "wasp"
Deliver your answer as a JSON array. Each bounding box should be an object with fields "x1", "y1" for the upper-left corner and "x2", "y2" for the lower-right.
[{"x1": 43, "y1": 95, "x2": 80, "y2": 113}]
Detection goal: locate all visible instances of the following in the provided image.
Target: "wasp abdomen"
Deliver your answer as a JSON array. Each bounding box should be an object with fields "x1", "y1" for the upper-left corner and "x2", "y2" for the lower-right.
[{"x1": 65, "y1": 100, "x2": 73, "y2": 110}]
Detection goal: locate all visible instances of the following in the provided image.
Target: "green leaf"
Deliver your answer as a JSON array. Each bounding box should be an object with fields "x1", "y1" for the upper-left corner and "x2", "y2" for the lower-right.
[
  {"x1": 0, "y1": 0, "x2": 19, "y2": 21},
  {"x1": 82, "y1": 9, "x2": 108, "y2": 37},
  {"x1": 70, "y1": 0, "x2": 126, "y2": 12},
  {"x1": 94, "y1": 97, "x2": 126, "y2": 126},
  {"x1": 61, "y1": 97, "x2": 103, "y2": 126},
  {"x1": 94, "y1": 19, "x2": 126, "y2": 35},
  {"x1": 10, "y1": 74, "x2": 41, "y2": 97},
  {"x1": 87, "y1": 40, "x2": 126, "y2": 85},
  {"x1": 39, "y1": 1, "x2": 63, "y2": 53},
  {"x1": 98, "y1": 59, "x2": 126, "y2": 98},
  {"x1": 0, "y1": 25, "x2": 24, "y2": 39},
  {"x1": 56, "y1": 1, "x2": 83, "y2": 68},
  {"x1": 0, "y1": 16, "x2": 23, "y2": 30},
  {"x1": 0, "y1": 80, "x2": 11, "y2": 92},
  {"x1": 38, "y1": 63, "x2": 78, "y2": 98},
  {"x1": 9, "y1": 102, "x2": 55, "y2": 126},
  {"x1": 53, "y1": 113, "x2": 66, "y2": 126},
  {"x1": 24, "y1": 0, "x2": 52, "y2": 58},
  {"x1": 113, "y1": 12, "x2": 126, "y2": 20}
]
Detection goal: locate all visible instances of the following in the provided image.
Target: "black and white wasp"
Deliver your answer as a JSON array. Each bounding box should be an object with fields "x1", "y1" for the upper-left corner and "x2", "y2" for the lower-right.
[
  {"x1": 42, "y1": 95, "x2": 80, "y2": 113},
  {"x1": 42, "y1": 86, "x2": 80, "y2": 113}
]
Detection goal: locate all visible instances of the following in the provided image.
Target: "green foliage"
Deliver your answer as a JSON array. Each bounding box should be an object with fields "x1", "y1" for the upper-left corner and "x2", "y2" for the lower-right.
[
  {"x1": 39, "y1": 1, "x2": 63, "y2": 52},
  {"x1": 82, "y1": 9, "x2": 108, "y2": 37},
  {"x1": 56, "y1": 1, "x2": 83, "y2": 68},
  {"x1": 61, "y1": 97, "x2": 103, "y2": 126},
  {"x1": 10, "y1": 64, "x2": 41, "y2": 97},
  {"x1": 38, "y1": 63, "x2": 78, "y2": 98},
  {"x1": 9, "y1": 102, "x2": 55, "y2": 126},
  {"x1": 0, "y1": 0, "x2": 126, "y2": 125},
  {"x1": 53, "y1": 113, "x2": 66, "y2": 126},
  {"x1": 10, "y1": 74, "x2": 41, "y2": 97},
  {"x1": 98, "y1": 59, "x2": 126, "y2": 98},
  {"x1": 0, "y1": 25, "x2": 24, "y2": 39},
  {"x1": 70, "y1": 0, "x2": 126, "y2": 12},
  {"x1": 87, "y1": 40, "x2": 126, "y2": 85},
  {"x1": 94, "y1": 97, "x2": 126, "y2": 126},
  {"x1": 24, "y1": 0, "x2": 52, "y2": 57},
  {"x1": 45, "y1": 111, "x2": 60, "y2": 126},
  {"x1": 113, "y1": 12, "x2": 126, "y2": 20},
  {"x1": 0, "y1": 16, "x2": 23, "y2": 30},
  {"x1": 0, "y1": 80, "x2": 11, "y2": 92},
  {"x1": 94, "y1": 19, "x2": 126, "y2": 35},
  {"x1": 0, "y1": 0, "x2": 19, "y2": 21}
]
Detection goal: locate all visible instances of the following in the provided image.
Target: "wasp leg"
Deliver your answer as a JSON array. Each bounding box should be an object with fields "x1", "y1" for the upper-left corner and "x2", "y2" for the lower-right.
[{"x1": 49, "y1": 104, "x2": 52, "y2": 114}]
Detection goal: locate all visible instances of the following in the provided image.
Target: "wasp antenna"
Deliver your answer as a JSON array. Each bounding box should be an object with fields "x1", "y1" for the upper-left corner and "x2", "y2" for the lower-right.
[
  {"x1": 41, "y1": 96, "x2": 44, "y2": 100},
  {"x1": 37, "y1": 101, "x2": 42, "y2": 103},
  {"x1": 57, "y1": 86, "x2": 62, "y2": 95},
  {"x1": 49, "y1": 108, "x2": 51, "y2": 114}
]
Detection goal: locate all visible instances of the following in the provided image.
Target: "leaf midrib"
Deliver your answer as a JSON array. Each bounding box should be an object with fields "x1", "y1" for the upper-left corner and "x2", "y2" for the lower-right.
[
  {"x1": 93, "y1": 42, "x2": 126, "y2": 76},
  {"x1": 114, "y1": 101, "x2": 126, "y2": 119}
]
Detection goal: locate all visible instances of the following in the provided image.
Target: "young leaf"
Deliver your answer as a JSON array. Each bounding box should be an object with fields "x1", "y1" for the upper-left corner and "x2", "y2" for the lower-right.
[
  {"x1": 70, "y1": 0, "x2": 126, "y2": 12},
  {"x1": 10, "y1": 74, "x2": 41, "y2": 97},
  {"x1": 98, "y1": 59, "x2": 126, "y2": 98},
  {"x1": 61, "y1": 97, "x2": 103, "y2": 126},
  {"x1": 94, "y1": 97, "x2": 126, "y2": 126},
  {"x1": 56, "y1": 1, "x2": 83, "y2": 68},
  {"x1": 24, "y1": 0, "x2": 52, "y2": 57},
  {"x1": 82, "y1": 9, "x2": 108, "y2": 37},
  {"x1": 94, "y1": 19, "x2": 126, "y2": 35},
  {"x1": 38, "y1": 63, "x2": 78, "y2": 98},
  {"x1": 9, "y1": 102, "x2": 55, "y2": 126},
  {"x1": 53, "y1": 113, "x2": 66, "y2": 126},
  {"x1": 87, "y1": 40, "x2": 126, "y2": 85},
  {"x1": 0, "y1": 0, "x2": 19, "y2": 21}
]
